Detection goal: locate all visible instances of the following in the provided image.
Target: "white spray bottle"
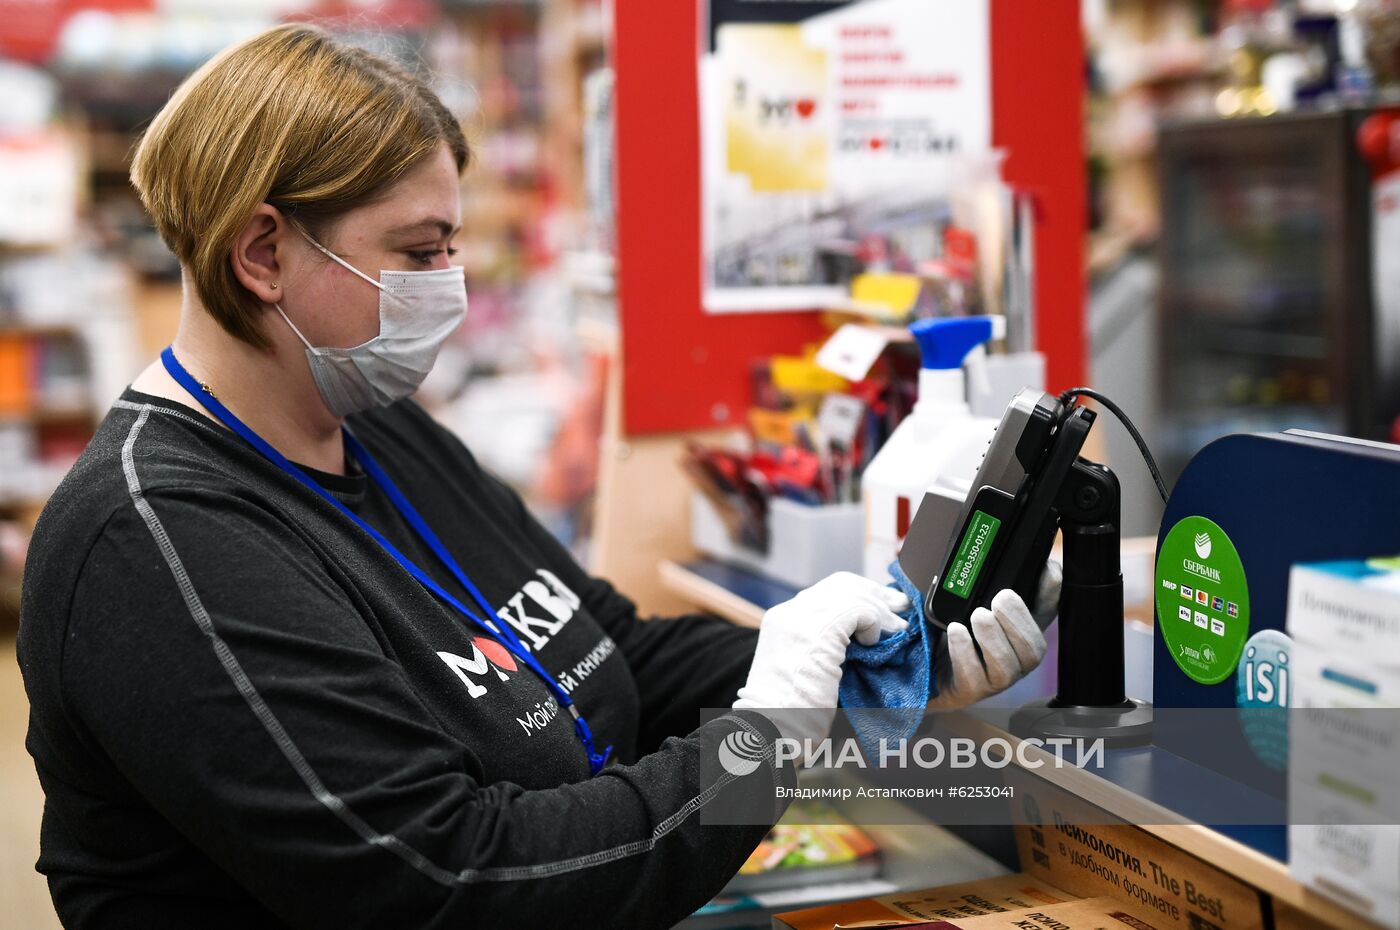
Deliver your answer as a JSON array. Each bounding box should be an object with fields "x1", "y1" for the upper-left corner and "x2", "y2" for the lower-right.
[{"x1": 861, "y1": 316, "x2": 1004, "y2": 582}]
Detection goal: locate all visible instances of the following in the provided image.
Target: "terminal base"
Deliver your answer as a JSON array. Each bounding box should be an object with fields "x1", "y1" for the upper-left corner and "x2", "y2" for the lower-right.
[{"x1": 1009, "y1": 697, "x2": 1153, "y2": 748}]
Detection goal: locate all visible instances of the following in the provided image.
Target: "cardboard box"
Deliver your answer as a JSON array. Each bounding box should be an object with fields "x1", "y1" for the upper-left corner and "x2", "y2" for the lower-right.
[
  {"x1": 771, "y1": 873, "x2": 1073, "y2": 929},
  {"x1": 915, "y1": 897, "x2": 1166, "y2": 929},
  {"x1": 1006, "y1": 769, "x2": 1266, "y2": 930}
]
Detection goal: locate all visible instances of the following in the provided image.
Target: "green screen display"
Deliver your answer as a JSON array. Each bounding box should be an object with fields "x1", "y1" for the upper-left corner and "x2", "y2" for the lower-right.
[{"x1": 942, "y1": 510, "x2": 1001, "y2": 599}]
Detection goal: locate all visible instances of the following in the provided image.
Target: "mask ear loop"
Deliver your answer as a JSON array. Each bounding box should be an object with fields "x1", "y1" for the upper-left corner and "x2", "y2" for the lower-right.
[
  {"x1": 295, "y1": 225, "x2": 387, "y2": 293},
  {"x1": 274, "y1": 303, "x2": 317, "y2": 352},
  {"x1": 275, "y1": 220, "x2": 395, "y2": 347}
]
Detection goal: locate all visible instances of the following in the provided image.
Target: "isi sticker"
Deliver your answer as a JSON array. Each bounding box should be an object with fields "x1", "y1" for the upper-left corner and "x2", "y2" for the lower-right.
[
  {"x1": 1236, "y1": 629, "x2": 1291, "y2": 771},
  {"x1": 1154, "y1": 516, "x2": 1250, "y2": 685}
]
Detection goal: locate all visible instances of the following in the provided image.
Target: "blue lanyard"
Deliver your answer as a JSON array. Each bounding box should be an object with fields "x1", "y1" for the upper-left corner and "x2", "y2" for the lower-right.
[{"x1": 160, "y1": 347, "x2": 612, "y2": 776}]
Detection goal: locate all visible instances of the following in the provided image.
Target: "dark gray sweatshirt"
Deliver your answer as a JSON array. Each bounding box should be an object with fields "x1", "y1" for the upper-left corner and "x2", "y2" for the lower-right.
[{"x1": 18, "y1": 387, "x2": 794, "y2": 929}]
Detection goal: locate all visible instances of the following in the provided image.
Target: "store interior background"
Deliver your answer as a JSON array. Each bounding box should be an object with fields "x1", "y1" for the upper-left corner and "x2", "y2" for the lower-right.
[{"x1": 1, "y1": 0, "x2": 1394, "y2": 925}]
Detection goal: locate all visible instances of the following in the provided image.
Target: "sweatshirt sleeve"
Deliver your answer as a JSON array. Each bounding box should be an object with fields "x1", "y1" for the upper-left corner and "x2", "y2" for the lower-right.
[
  {"x1": 62, "y1": 487, "x2": 795, "y2": 930},
  {"x1": 472, "y1": 466, "x2": 765, "y2": 756}
]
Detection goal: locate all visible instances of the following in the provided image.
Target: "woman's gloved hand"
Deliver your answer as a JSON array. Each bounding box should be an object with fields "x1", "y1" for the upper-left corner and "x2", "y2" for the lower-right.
[
  {"x1": 926, "y1": 560, "x2": 1061, "y2": 711},
  {"x1": 734, "y1": 571, "x2": 910, "y2": 745}
]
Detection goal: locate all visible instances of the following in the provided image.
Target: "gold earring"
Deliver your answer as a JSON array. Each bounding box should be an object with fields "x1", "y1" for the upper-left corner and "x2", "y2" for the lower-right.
[{"x1": 270, "y1": 283, "x2": 279, "y2": 289}]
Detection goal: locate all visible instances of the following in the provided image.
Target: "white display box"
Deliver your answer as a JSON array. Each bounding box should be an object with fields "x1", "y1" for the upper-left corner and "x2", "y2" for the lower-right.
[
  {"x1": 1289, "y1": 647, "x2": 1400, "y2": 808},
  {"x1": 1290, "y1": 816, "x2": 1400, "y2": 929},
  {"x1": 1286, "y1": 561, "x2": 1400, "y2": 661},
  {"x1": 690, "y1": 491, "x2": 863, "y2": 589},
  {"x1": 1287, "y1": 558, "x2": 1400, "y2": 928}
]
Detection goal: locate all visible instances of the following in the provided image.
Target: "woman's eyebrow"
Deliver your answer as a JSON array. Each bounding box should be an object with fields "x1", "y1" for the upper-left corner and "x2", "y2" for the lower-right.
[{"x1": 385, "y1": 219, "x2": 460, "y2": 238}]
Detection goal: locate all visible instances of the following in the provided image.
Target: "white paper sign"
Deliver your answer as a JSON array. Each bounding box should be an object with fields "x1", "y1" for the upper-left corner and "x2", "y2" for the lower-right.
[
  {"x1": 818, "y1": 393, "x2": 867, "y2": 446},
  {"x1": 815, "y1": 323, "x2": 892, "y2": 381},
  {"x1": 0, "y1": 133, "x2": 77, "y2": 246},
  {"x1": 701, "y1": 0, "x2": 991, "y2": 313}
]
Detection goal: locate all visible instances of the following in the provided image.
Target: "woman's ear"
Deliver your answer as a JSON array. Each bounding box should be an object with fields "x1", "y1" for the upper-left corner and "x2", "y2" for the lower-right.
[{"x1": 230, "y1": 203, "x2": 286, "y2": 306}]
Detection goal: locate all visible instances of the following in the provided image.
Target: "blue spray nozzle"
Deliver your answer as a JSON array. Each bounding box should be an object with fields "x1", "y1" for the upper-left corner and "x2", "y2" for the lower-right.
[{"x1": 908, "y1": 316, "x2": 1000, "y2": 370}]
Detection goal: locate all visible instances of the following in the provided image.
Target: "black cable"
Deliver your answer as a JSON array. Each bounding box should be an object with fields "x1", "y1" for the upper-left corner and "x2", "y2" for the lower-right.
[{"x1": 1057, "y1": 386, "x2": 1170, "y2": 504}]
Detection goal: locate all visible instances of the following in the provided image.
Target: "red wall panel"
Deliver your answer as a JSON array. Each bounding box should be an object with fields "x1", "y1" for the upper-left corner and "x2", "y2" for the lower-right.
[{"x1": 614, "y1": 0, "x2": 1084, "y2": 435}]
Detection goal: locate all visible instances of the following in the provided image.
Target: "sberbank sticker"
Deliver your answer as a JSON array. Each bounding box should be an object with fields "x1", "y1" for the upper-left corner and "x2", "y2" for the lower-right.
[
  {"x1": 1155, "y1": 515, "x2": 1250, "y2": 685},
  {"x1": 943, "y1": 510, "x2": 1000, "y2": 599}
]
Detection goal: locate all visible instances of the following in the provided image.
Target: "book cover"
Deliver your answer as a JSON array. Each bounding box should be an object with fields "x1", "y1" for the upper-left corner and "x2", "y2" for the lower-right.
[{"x1": 725, "y1": 800, "x2": 882, "y2": 895}]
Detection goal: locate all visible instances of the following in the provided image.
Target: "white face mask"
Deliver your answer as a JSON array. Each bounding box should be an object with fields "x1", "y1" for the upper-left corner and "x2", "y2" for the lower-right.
[{"x1": 275, "y1": 228, "x2": 467, "y2": 418}]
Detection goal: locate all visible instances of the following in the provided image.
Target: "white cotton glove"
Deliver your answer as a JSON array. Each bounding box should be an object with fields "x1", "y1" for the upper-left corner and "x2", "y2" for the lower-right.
[
  {"x1": 926, "y1": 560, "x2": 1061, "y2": 711},
  {"x1": 734, "y1": 571, "x2": 911, "y2": 745}
]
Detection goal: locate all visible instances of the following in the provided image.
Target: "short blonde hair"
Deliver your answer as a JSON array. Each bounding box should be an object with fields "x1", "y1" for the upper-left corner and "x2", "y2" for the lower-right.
[{"x1": 130, "y1": 23, "x2": 470, "y2": 348}]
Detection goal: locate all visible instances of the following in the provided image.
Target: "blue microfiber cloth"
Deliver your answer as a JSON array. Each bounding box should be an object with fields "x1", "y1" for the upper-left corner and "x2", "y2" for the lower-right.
[{"x1": 838, "y1": 560, "x2": 941, "y2": 752}]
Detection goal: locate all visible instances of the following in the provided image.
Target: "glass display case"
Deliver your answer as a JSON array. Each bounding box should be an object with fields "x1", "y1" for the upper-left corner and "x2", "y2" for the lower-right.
[{"x1": 1157, "y1": 108, "x2": 1400, "y2": 481}]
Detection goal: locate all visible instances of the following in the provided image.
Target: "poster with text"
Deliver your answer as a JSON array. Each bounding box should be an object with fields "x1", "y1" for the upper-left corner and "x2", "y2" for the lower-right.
[{"x1": 701, "y1": 0, "x2": 990, "y2": 313}]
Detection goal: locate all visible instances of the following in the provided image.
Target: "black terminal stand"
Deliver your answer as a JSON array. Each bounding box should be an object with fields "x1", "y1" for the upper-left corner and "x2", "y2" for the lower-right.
[{"x1": 1009, "y1": 458, "x2": 1153, "y2": 747}]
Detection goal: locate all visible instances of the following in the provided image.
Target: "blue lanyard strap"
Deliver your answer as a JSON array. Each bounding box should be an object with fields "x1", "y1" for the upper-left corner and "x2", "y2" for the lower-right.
[{"x1": 159, "y1": 347, "x2": 612, "y2": 776}]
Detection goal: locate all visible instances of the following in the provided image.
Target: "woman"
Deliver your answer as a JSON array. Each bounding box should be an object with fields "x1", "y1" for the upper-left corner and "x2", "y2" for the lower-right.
[{"x1": 18, "y1": 24, "x2": 1051, "y2": 929}]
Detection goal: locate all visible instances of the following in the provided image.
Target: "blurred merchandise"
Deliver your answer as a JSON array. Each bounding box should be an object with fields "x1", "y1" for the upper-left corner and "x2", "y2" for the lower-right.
[
  {"x1": 581, "y1": 66, "x2": 615, "y2": 255},
  {"x1": 0, "y1": 49, "x2": 144, "y2": 512},
  {"x1": 1085, "y1": 0, "x2": 1220, "y2": 269},
  {"x1": 677, "y1": 801, "x2": 884, "y2": 930},
  {"x1": 0, "y1": 517, "x2": 25, "y2": 626},
  {"x1": 0, "y1": 1, "x2": 619, "y2": 551},
  {"x1": 1085, "y1": 0, "x2": 1400, "y2": 275},
  {"x1": 683, "y1": 326, "x2": 923, "y2": 586},
  {"x1": 1215, "y1": 0, "x2": 1294, "y2": 118},
  {"x1": 723, "y1": 800, "x2": 881, "y2": 895},
  {"x1": 1362, "y1": 0, "x2": 1400, "y2": 93}
]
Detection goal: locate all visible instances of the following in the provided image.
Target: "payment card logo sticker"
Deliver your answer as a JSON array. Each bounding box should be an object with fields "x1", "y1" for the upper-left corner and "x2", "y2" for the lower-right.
[
  {"x1": 1155, "y1": 515, "x2": 1250, "y2": 685},
  {"x1": 1178, "y1": 605, "x2": 1192, "y2": 622},
  {"x1": 717, "y1": 729, "x2": 767, "y2": 776},
  {"x1": 1180, "y1": 585, "x2": 1194, "y2": 600}
]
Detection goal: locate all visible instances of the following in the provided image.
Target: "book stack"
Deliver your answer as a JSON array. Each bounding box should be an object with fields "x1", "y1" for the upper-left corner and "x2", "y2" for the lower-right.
[
  {"x1": 0, "y1": 329, "x2": 94, "y2": 505},
  {"x1": 770, "y1": 872, "x2": 1071, "y2": 929},
  {"x1": 771, "y1": 876, "x2": 1164, "y2": 929}
]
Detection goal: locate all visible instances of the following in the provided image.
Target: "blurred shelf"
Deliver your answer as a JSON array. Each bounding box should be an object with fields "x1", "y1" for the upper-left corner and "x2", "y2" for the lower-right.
[
  {"x1": 0, "y1": 324, "x2": 82, "y2": 340},
  {"x1": 1183, "y1": 323, "x2": 1329, "y2": 360},
  {"x1": 0, "y1": 408, "x2": 95, "y2": 427},
  {"x1": 445, "y1": 0, "x2": 542, "y2": 7},
  {"x1": 561, "y1": 249, "x2": 615, "y2": 295}
]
